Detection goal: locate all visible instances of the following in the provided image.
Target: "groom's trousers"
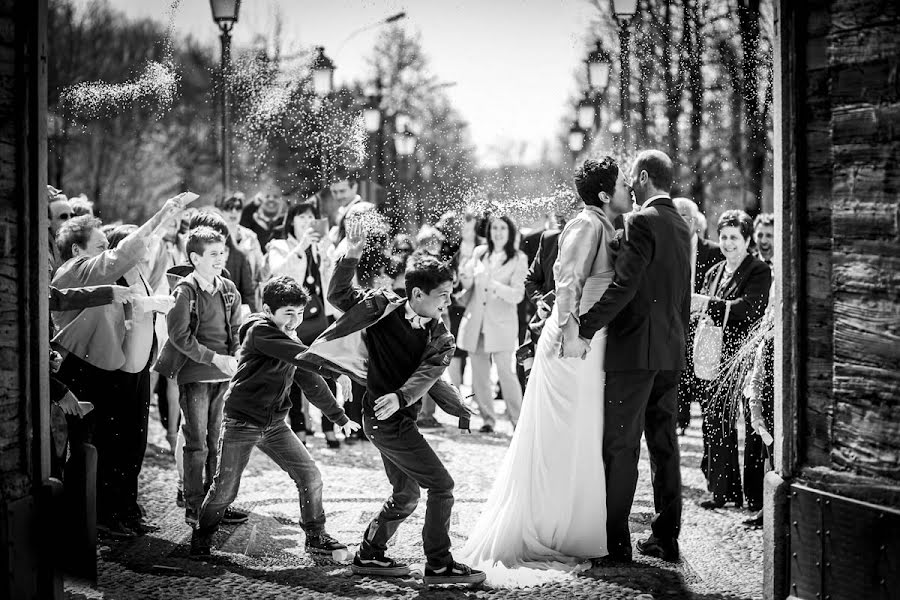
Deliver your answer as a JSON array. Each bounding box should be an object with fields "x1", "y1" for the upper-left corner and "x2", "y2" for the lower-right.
[{"x1": 604, "y1": 369, "x2": 683, "y2": 557}]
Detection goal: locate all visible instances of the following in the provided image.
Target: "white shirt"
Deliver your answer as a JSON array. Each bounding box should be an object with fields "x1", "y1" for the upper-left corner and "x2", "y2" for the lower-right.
[
  {"x1": 641, "y1": 194, "x2": 671, "y2": 210},
  {"x1": 404, "y1": 301, "x2": 432, "y2": 329}
]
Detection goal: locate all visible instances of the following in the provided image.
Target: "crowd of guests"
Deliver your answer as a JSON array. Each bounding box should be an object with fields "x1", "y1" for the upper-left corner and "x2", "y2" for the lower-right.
[{"x1": 44, "y1": 168, "x2": 777, "y2": 541}]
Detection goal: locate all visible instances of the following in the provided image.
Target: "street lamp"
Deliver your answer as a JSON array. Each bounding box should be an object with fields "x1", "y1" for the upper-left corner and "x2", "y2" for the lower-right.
[
  {"x1": 577, "y1": 92, "x2": 597, "y2": 130},
  {"x1": 311, "y1": 46, "x2": 335, "y2": 96},
  {"x1": 612, "y1": 0, "x2": 638, "y2": 151},
  {"x1": 568, "y1": 122, "x2": 586, "y2": 154},
  {"x1": 393, "y1": 126, "x2": 417, "y2": 157},
  {"x1": 210, "y1": 0, "x2": 241, "y2": 195},
  {"x1": 586, "y1": 39, "x2": 611, "y2": 92},
  {"x1": 363, "y1": 80, "x2": 385, "y2": 185}
]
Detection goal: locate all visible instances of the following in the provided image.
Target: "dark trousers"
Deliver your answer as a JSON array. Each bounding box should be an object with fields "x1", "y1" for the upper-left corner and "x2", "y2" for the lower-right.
[
  {"x1": 57, "y1": 354, "x2": 151, "y2": 523},
  {"x1": 343, "y1": 381, "x2": 366, "y2": 438},
  {"x1": 288, "y1": 377, "x2": 337, "y2": 434},
  {"x1": 604, "y1": 369, "x2": 683, "y2": 557},
  {"x1": 361, "y1": 411, "x2": 455, "y2": 568},
  {"x1": 700, "y1": 386, "x2": 743, "y2": 504}
]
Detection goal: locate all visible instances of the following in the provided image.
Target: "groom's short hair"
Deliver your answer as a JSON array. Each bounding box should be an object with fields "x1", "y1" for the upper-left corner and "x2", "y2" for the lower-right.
[
  {"x1": 633, "y1": 150, "x2": 673, "y2": 191},
  {"x1": 574, "y1": 157, "x2": 619, "y2": 206}
]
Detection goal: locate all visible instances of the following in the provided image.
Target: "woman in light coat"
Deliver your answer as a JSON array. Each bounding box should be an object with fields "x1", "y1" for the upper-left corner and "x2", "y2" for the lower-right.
[{"x1": 458, "y1": 214, "x2": 528, "y2": 433}]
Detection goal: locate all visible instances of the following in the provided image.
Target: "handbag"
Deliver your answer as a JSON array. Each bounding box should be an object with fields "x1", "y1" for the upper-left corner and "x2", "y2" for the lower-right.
[{"x1": 693, "y1": 266, "x2": 731, "y2": 380}]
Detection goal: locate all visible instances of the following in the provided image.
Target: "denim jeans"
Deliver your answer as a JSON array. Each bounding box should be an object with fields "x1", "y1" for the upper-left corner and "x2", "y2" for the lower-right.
[
  {"x1": 196, "y1": 417, "x2": 326, "y2": 537},
  {"x1": 179, "y1": 381, "x2": 228, "y2": 512},
  {"x1": 361, "y1": 411, "x2": 455, "y2": 568}
]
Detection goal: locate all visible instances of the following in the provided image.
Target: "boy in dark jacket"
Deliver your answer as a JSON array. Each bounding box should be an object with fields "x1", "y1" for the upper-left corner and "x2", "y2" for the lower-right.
[
  {"x1": 308, "y1": 219, "x2": 483, "y2": 586},
  {"x1": 190, "y1": 275, "x2": 359, "y2": 557}
]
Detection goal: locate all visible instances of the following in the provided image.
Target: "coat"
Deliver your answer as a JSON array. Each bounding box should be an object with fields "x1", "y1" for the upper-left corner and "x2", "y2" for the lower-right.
[{"x1": 456, "y1": 246, "x2": 528, "y2": 354}]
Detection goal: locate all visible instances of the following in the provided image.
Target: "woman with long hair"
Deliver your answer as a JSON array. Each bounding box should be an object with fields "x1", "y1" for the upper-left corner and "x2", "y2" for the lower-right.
[{"x1": 457, "y1": 214, "x2": 528, "y2": 433}]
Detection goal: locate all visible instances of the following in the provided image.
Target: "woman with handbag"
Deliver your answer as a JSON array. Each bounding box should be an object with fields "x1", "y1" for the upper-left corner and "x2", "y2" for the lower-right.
[
  {"x1": 692, "y1": 209, "x2": 772, "y2": 509},
  {"x1": 457, "y1": 214, "x2": 528, "y2": 433},
  {"x1": 267, "y1": 200, "x2": 342, "y2": 448}
]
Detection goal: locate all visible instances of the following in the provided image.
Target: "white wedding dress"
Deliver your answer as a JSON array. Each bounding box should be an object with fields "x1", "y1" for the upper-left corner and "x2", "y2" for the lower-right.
[{"x1": 460, "y1": 206, "x2": 615, "y2": 584}]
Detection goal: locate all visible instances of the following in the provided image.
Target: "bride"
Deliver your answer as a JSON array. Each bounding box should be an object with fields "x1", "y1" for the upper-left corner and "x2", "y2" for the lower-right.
[{"x1": 460, "y1": 156, "x2": 635, "y2": 575}]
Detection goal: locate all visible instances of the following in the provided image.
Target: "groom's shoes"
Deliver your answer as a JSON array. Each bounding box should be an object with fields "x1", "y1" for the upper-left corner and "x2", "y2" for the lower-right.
[
  {"x1": 591, "y1": 553, "x2": 633, "y2": 568},
  {"x1": 636, "y1": 535, "x2": 680, "y2": 563}
]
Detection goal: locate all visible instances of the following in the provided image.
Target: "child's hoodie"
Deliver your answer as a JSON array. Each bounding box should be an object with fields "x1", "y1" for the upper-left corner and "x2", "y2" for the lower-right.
[{"x1": 223, "y1": 313, "x2": 348, "y2": 429}]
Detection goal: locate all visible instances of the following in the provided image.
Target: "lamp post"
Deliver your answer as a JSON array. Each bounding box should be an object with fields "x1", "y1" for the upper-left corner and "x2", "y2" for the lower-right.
[
  {"x1": 568, "y1": 122, "x2": 586, "y2": 165},
  {"x1": 363, "y1": 80, "x2": 384, "y2": 185},
  {"x1": 311, "y1": 46, "x2": 335, "y2": 96},
  {"x1": 613, "y1": 0, "x2": 638, "y2": 151},
  {"x1": 210, "y1": 0, "x2": 241, "y2": 196},
  {"x1": 586, "y1": 39, "x2": 612, "y2": 93}
]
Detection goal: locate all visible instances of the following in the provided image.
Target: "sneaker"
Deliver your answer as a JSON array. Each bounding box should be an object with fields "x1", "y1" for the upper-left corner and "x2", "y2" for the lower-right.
[
  {"x1": 221, "y1": 507, "x2": 249, "y2": 525},
  {"x1": 175, "y1": 488, "x2": 185, "y2": 508},
  {"x1": 423, "y1": 561, "x2": 486, "y2": 586},
  {"x1": 479, "y1": 424, "x2": 494, "y2": 433},
  {"x1": 350, "y1": 552, "x2": 410, "y2": 577},
  {"x1": 305, "y1": 531, "x2": 347, "y2": 556}
]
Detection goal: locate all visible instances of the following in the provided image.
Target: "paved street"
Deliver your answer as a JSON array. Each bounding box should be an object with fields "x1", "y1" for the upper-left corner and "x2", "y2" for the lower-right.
[{"x1": 65, "y1": 401, "x2": 763, "y2": 600}]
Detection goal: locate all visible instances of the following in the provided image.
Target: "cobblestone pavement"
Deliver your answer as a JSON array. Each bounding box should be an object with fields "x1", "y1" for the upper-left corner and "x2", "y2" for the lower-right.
[{"x1": 65, "y1": 401, "x2": 763, "y2": 600}]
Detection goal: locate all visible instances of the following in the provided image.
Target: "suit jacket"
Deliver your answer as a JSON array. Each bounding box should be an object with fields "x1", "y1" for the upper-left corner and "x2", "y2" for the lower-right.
[
  {"x1": 695, "y1": 237, "x2": 725, "y2": 293},
  {"x1": 700, "y1": 254, "x2": 772, "y2": 361},
  {"x1": 579, "y1": 197, "x2": 692, "y2": 372},
  {"x1": 524, "y1": 230, "x2": 560, "y2": 304},
  {"x1": 457, "y1": 246, "x2": 528, "y2": 353}
]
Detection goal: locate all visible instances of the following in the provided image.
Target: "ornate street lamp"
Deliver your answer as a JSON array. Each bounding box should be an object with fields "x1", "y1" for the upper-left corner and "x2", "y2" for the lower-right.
[
  {"x1": 311, "y1": 46, "x2": 335, "y2": 96},
  {"x1": 210, "y1": 0, "x2": 241, "y2": 195},
  {"x1": 577, "y1": 92, "x2": 597, "y2": 130},
  {"x1": 612, "y1": 0, "x2": 638, "y2": 21},
  {"x1": 567, "y1": 122, "x2": 586, "y2": 154},
  {"x1": 586, "y1": 39, "x2": 611, "y2": 92},
  {"x1": 363, "y1": 88, "x2": 383, "y2": 133}
]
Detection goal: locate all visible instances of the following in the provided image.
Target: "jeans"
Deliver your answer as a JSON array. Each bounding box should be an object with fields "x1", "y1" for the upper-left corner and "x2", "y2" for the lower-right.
[
  {"x1": 469, "y1": 349, "x2": 522, "y2": 428},
  {"x1": 361, "y1": 411, "x2": 455, "y2": 568},
  {"x1": 179, "y1": 381, "x2": 228, "y2": 512},
  {"x1": 196, "y1": 417, "x2": 325, "y2": 537}
]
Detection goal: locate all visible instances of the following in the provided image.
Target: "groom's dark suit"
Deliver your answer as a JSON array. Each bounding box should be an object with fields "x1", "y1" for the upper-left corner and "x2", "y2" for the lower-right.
[{"x1": 578, "y1": 195, "x2": 691, "y2": 558}]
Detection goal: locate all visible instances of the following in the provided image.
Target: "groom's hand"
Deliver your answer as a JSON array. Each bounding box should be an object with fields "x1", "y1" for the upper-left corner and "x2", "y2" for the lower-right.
[{"x1": 560, "y1": 332, "x2": 591, "y2": 359}]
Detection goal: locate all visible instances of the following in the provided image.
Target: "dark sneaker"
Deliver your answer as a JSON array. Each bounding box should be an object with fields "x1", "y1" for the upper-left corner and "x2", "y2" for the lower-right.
[
  {"x1": 478, "y1": 424, "x2": 494, "y2": 433},
  {"x1": 175, "y1": 488, "x2": 185, "y2": 508},
  {"x1": 350, "y1": 552, "x2": 410, "y2": 577},
  {"x1": 221, "y1": 507, "x2": 249, "y2": 525},
  {"x1": 305, "y1": 531, "x2": 347, "y2": 556},
  {"x1": 423, "y1": 561, "x2": 486, "y2": 586}
]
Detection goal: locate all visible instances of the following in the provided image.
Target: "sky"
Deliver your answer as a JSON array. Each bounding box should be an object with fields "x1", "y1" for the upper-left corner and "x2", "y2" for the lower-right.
[{"x1": 78, "y1": 0, "x2": 598, "y2": 168}]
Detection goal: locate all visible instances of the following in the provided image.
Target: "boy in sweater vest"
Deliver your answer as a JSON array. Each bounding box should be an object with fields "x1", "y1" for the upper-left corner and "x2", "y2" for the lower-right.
[
  {"x1": 190, "y1": 275, "x2": 359, "y2": 557},
  {"x1": 164, "y1": 226, "x2": 247, "y2": 527}
]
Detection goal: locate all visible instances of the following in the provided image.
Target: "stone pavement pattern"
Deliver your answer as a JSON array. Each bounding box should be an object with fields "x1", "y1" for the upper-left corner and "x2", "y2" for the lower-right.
[{"x1": 65, "y1": 403, "x2": 763, "y2": 600}]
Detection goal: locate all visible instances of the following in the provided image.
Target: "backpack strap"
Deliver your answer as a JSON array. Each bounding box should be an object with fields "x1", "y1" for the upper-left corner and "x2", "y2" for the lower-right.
[{"x1": 173, "y1": 280, "x2": 200, "y2": 337}]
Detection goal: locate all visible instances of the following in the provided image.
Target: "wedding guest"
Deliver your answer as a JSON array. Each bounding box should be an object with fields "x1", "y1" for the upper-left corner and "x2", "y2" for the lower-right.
[
  {"x1": 457, "y1": 214, "x2": 528, "y2": 433},
  {"x1": 444, "y1": 211, "x2": 482, "y2": 389},
  {"x1": 190, "y1": 210, "x2": 257, "y2": 314},
  {"x1": 51, "y1": 194, "x2": 187, "y2": 537},
  {"x1": 219, "y1": 193, "x2": 266, "y2": 306},
  {"x1": 48, "y1": 185, "x2": 72, "y2": 276},
  {"x1": 753, "y1": 213, "x2": 775, "y2": 266},
  {"x1": 692, "y1": 209, "x2": 771, "y2": 509},
  {"x1": 69, "y1": 194, "x2": 95, "y2": 217},
  {"x1": 155, "y1": 226, "x2": 248, "y2": 528},
  {"x1": 673, "y1": 198, "x2": 724, "y2": 434},
  {"x1": 267, "y1": 200, "x2": 341, "y2": 448},
  {"x1": 327, "y1": 170, "x2": 364, "y2": 245},
  {"x1": 240, "y1": 190, "x2": 286, "y2": 251}
]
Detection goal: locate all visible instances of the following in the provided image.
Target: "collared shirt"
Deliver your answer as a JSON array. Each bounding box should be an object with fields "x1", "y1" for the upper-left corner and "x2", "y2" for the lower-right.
[
  {"x1": 404, "y1": 301, "x2": 432, "y2": 329},
  {"x1": 192, "y1": 270, "x2": 221, "y2": 295},
  {"x1": 641, "y1": 194, "x2": 671, "y2": 210}
]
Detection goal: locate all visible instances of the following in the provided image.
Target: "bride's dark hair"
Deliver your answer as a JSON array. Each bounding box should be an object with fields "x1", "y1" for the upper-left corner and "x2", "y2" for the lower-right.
[{"x1": 574, "y1": 157, "x2": 619, "y2": 207}]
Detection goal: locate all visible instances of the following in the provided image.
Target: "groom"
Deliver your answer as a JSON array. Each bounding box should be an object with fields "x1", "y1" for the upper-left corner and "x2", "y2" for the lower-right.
[{"x1": 569, "y1": 150, "x2": 691, "y2": 563}]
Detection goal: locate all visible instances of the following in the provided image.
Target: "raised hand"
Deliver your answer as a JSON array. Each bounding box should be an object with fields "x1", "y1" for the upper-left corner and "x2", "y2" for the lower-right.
[{"x1": 344, "y1": 217, "x2": 367, "y2": 258}]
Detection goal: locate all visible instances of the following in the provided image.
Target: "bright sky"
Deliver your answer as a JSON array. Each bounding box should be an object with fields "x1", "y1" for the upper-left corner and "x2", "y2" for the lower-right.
[{"x1": 79, "y1": 0, "x2": 597, "y2": 168}]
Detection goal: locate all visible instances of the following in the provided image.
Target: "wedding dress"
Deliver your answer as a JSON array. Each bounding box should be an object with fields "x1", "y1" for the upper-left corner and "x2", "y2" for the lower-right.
[{"x1": 459, "y1": 205, "x2": 615, "y2": 582}]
